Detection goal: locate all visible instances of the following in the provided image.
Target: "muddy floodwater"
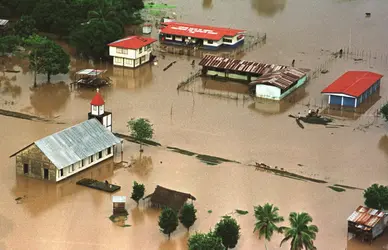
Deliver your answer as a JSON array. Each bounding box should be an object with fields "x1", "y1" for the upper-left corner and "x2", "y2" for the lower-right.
[{"x1": 1, "y1": 0, "x2": 388, "y2": 249}]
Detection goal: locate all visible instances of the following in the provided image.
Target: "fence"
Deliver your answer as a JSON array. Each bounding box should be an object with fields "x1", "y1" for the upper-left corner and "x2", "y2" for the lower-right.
[{"x1": 154, "y1": 32, "x2": 267, "y2": 58}]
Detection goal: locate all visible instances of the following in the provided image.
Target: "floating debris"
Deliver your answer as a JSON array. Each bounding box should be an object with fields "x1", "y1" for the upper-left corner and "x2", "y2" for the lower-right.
[
  {"x1": 208, "y1": 210, "x2": 213, "y2": 214},
  {"x1": 235, "y1": 209, "x2": 249, "y2": 215}
]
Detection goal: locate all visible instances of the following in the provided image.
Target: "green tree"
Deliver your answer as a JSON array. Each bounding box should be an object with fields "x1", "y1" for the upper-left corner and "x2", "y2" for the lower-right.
[
  {"x1": 364, "y1": 183, "x2": 388, "y2": 210},
  {"x1": 179, "y1": 203, "x2": 197, "y2": 232},
  {"x1": 23, "y1": 34, "x2": 48, "y2": 87},
  {"x1": 380, "y1": 103, "x2": 388, "y2": 121},
  {"x1": 254, "y1": 203, "x2": 284, "y2": 250},
  {"x1": 214, "y1": 215, "x2": 241, "y2": 249},
  {"x1": 131, "y1": 181, "x2": 145, "y2": 206},
  {"x1": 0, "y1": 36, "x2": 21, "y2": 55},
  {"x1": 158, "y1": 207, "x2": 178, "y2": 239},
  {"x1": 87, "y1": 0, "x2": 118, "y2": 25},
  {"x1": 13, "y1": 15, "x2": 38, "y2": 38},
  {"x1": 70, "y1": 19, "x2": 123, "y2": 59},
  {"x1": 280, "y1": 212, "x2": 318, "y2": 250},
  {"x1": 127, "y1": 118, "x2": 154, "y2": 152},
  {"x1": 188, "y1": 231, "x2": 224, "y2": 250}
]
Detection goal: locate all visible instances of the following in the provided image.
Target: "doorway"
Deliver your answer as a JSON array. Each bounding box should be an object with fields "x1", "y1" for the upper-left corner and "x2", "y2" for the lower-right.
[
  {"x1": 44, "y1": 168, "x2": 49, "y2": 180},
  {"x1": 23, "y1": 163, "x2": 29, "y2": 174}
]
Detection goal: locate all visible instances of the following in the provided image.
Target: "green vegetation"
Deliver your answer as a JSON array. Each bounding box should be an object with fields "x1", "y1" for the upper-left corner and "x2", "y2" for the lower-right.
[
  {"x1": 131, "y1": 181, "x2": 145, "y2": 206},
  {"x1": 167, "y1": 146, "x2": 196, "y2": 156},
  {"x1": 235, "y1": 209, "x2": 249, "y2": 215},
  {"x1": 179, "y1": 203, "x2": 197, "y2": 232},
  {"x1": 188, "y1": 231, "x2": 224, "y2": 250},
  {"x1": 280, "y1": 212, "x2": 318, "y2": 250},
  {"x1": 144, "y1": 3, "x2": 177, "y2": 9},
  {"x1": 158, "y1": 207, "x2": 178, "y2": 239},
  {"x1": 364, "y1": 183, "x2": 388, "y2": 210},
  {"x1": 207, "y1": 210, "x2": 213, "y2": 214},
  {"x1": 196, "y1": 154, "x2": 238, "y2": 165},
  {"x1": 254, "y1": 203, "x2": 284, "y2": 249},
  {"x1": 127, "y1": 118, "x2": 154, "y2": 152},
  {"x1": 0, "y1": 36, "x2": 21, "y2": 55},
  {"x1": 214, "y1": 215, "x2": 241, "y2": 249},
  {"x1": 13, "y1": 15, "x2": 37, "y2": 38},
  {"x1": 380, "y1": 103, "x2": 388, "y2": 121},
  {"x1": 328, "y1": 186, "x2": 346, "y2": 192}
]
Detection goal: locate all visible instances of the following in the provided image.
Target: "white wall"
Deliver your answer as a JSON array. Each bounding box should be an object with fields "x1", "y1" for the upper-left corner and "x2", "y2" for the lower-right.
[
  {"x1": 255, "y1": 84, "x2": 281, "y2": 100},
  {"x1": 109, "y1": 46, "x2": 136, "y2": 59},
  {"x1": 56, "y1": 146, "x2": 114, "y2": 182},
  {"x1": 111, "y1": 45, "x2": 153, "y2": 68},
  {"x1": 222, "y1": 35, "x2": 244, "y2": 45},
  {"x1": 204, "y1": 39, "x2": 223, "y2": 47}
]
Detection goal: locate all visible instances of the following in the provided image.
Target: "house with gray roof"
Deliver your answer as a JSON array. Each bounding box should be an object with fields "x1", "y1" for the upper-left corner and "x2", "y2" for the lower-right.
[{"x1": 10, "y1": 118, "x2": 120, "y2": 182}]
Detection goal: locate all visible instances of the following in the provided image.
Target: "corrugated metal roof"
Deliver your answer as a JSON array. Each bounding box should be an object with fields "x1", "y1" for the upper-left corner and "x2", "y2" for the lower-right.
[
  {"x1": 112, "y1": 196, "x2": 126, "y2": 203},
  {"x1": 35, "y1": 119, "x2": 120, "y2": 169},
  {"x1": 249, "y1": 67, "x2": 309, "y2": 90},
  {"x1": 347, "y1": 205, "x2": 386, "y2": 229},
  {"x1": 0, "y1": 19, "x2": 9, "y2": 26}
]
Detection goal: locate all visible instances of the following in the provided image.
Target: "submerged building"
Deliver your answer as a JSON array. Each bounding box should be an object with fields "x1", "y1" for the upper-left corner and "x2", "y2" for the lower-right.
[
  {"x1": 158, "y1": 22, "x2": 245, "y2": 50},
  {"x1": 10, "y1": 90, "x2": 121, "y2": 182},
  {"x1": 108, "y1": 36, "x2": 156, "y2": 68},
  {"x1": 321, "y1": 71, "x2": 383, "y2": 108},
  {"x1": 199, "y1": 54, "x2": 309, "y2": 100}
]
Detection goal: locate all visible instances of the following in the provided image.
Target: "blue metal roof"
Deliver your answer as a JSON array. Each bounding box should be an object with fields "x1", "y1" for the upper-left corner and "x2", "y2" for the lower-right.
[{"x1": 35, "y1": 119, "x2": 120, "y2": 169}]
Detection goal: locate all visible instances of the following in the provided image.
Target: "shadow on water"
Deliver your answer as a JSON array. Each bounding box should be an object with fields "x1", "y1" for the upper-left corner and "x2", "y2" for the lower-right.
[
  {"x1": 202, "y1": 0, "x2": 213, "y2": 9},
  {"x1": 10, "y1": 160, "x2": 117, "y2": 217},
  {"x1": 128, "y1": 153, "x2": 154, "y2": 180},
  {"x1": 159, "y1": 233, "x2": 189, "y2": 250},
  {"x1": 251, "y1": 0, "x2": 287, "y2": 17},
  {"x1": 29, "y1": 81, "x2": 71, "y2": 118},
  {"x1": 131, "y1": 207, "x2": 145, "y2": 226},
  {"x1": 378, "y1": 135, "x2": 388, "y2": 155},
  {"x1": 248, "y1": 86, "x2": 307, "y2": 116}
]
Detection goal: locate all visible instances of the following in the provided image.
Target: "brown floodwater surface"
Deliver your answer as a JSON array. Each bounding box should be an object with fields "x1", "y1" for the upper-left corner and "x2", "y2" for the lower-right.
[{"x1": 1, "y1": 0, "x2": 388, "y2": 249}]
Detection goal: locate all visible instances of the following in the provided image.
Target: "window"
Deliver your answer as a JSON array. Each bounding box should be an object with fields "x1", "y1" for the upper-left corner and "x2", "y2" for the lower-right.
[
  {"x1": 60, "y1": 169, "x2": 64, "y2": 177},
  {"x1": 166, "y1": 34, "x2": 171, "y2": 38},
  {"x1": 125, "y1": 59, "x2": 131, "y2": 65},
  {"x1": 107, "y1": 147, "x2": 112, "y2": 155},
  {"x1": 90, "y1": 155, "x2": 94, "y2": 163},
  {"x1": 98, "y1": 151, "x2": 102, "y2": 159},
  {"x1": 223, "y1": 38, "x2": 232, "y2": 43},
  {"x1": 81, "y1": 159, "x2": 84, "y2": 167},
  {"x1": 116, "y1": 48, "x2": 123, "y2": 54},
  {"x1": 207, "y1": 40, "x2": 213, "y2": 44},
  {"x1": 92, "y1": 105, "x2": 97, "y2": 112},
  {"x1": 139, "y1": 47, "x2": 143, "y2": 53},
  {"x1": 114, "y1": 57, "x2": 123, "y2": 64},
  {"x1": 23, "y1": 163, "x2": 29, "y2": 174},
  {"x1": 71, "y1": 164, "x2": 75, "y2": 172},
  {"x1": 122, "y1": 49, "x2": 128, "y2": 54}
]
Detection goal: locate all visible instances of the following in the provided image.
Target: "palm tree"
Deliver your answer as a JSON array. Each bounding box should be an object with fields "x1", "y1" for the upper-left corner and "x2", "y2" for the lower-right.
[
  {"x1": 280, "y1": 212, "x2": 319, "y2": 250},
  {"x1": 87, "y1": 0, "x2": 118, "y2": 25},
  {"x1": 254, "y1": 203, "x2": 284, "y2": 250}
]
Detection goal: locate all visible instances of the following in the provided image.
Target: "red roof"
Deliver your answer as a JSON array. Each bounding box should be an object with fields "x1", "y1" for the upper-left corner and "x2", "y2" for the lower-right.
[
  {"x1": 321, "y1": 71, "x2": 383, "y2": 97},
  {"x1": 159, "y1": 22, "x2": 245, "y2": 41},
  {"x1": 108, "y1": 36, "x2": 156, "y2": 49},
  {"x1": 90, "y1": 90, "x2": 105, "y2": 106}
]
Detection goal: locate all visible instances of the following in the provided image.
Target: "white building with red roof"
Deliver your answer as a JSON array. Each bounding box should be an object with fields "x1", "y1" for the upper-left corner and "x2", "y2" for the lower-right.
[
  {"x1": 158, "y1": 22, "x2": 245, "y2": 50},
  {"x1": 108, "y1": 36, "x2": 157, "y2": 68}
]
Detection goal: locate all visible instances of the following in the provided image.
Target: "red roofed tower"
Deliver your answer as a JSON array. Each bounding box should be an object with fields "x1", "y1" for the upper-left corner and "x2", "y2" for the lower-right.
[{"x1": 88, "y1": 88, "x2": 112, "y2": 131}]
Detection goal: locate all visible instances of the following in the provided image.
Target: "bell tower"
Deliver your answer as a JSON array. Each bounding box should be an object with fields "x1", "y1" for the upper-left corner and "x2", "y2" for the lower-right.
[{"x1": 88, "y1": 88, "x2": 112, "y2": 131}]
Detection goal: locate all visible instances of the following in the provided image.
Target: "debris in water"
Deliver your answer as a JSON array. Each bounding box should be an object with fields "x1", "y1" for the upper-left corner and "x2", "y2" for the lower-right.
[
  {"x1": 328, "y1": 186, "x2": 346, "y2": 192},
  {"x1": 208, "y1": 210, "x2": 212, "y2": 214},
  {"x1": 297, "y1": 163, "x2": 303, "y2": 166},
  {"x1": 353, "y1": 58, "x2": 363, "y2": 62},
  {"x1": 321, "y1": 69, "x2": 329, "y2": 74},
  {"x1": 365, "y1": 12, "x2": 371, "y2": 17},
  {"x1": 163, "y1": 61, "x2": 177, "y2": 71}
]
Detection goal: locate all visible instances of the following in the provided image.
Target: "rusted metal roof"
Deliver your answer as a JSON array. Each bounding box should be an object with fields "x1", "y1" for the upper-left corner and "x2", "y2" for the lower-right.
[
  {"x1": 347, "y1": 205, "x2": 386, "y2": 229},
  {"x1": 199, "y1": 54, "x2": 288, "y2": 75},
  {"x1": 249, "y1": 67, "x2": 309, "y2": 90},
  {"x1": 143, "y1": 185, "x2": 196, "y2": 211}
]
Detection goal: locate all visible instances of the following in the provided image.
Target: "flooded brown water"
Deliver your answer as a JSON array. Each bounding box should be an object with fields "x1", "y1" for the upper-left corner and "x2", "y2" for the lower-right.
[{"x1": 1, "y1": 0, "x2": 388, "y2": 249}]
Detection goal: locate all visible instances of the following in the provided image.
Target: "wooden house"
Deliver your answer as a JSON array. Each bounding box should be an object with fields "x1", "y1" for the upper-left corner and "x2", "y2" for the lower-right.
[
  {"x1": 143, "y1": 185, "x2": 196, "y2": 211},
  {"x1": 347, "y1": 205, "x2": 388, "y2": 243},
  {"x1": 112, "y1": 196, "x2": 127, "y2": 215}
]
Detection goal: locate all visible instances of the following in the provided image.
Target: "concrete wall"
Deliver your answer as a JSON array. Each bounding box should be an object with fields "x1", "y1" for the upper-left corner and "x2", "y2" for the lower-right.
[{"x1": 15, "y1": 144, "x2": 56, "y2": 181}]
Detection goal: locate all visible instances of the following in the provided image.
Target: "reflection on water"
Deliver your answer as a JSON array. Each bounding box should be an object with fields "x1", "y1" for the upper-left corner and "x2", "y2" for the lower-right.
[
  {"x1": 11, "y1": 160, "x2": 115, "y2": 217},
  {"x1": 249, "y1": 86, "x2": 307, "y2": 115},
  {"x1": 378, "y1": 135, "x2": 388, "y2": 156},
  {"x1": 202, "y1": 0, "x2": 213, "y2": 9},
  {"x1": 111, "y1": 65, "x2": 153, "y2": 90},
  {"x1": 251, "y1": 0, "x2": 287, "y2": 17},
  {"x1": 202, "y1": 78, "x2": 249, "y2": 94},
  {"x1": 0, "y1": 74, "x2": 21, "y2": 99},
  {"x1": 129, "y1": 153, "x2": 153, "y2": 180},
  {"x1": 29, "y1": 81, "x2": 71, "y2": 118}
]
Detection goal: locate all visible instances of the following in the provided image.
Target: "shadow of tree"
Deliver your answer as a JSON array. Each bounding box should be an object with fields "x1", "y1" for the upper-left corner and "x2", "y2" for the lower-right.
[{"x1": 251, "y1": 0, "x2": 287, "y2": 17}]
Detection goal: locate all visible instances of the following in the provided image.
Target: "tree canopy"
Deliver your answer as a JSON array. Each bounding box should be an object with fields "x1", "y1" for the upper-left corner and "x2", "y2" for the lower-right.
[
  {"x1": 158, "y1": 207, "x2": 179, "y2": 239},
  {"x1": 131, "y1": 181, "x2": 145, "y2": 205},
  {"x1": 13, "y1": 15, "x2": 37, "y2": 38},
  {"x1": 188, "y1": 232, "x2": 224, "y2": 250},
  {"x1": 127, "y1": 118, "x2": 154, "y2": 151},
  {"x1": 0, "y1": 36, "x2": 21, "y2": 55},
  {"x1": 254, "y1": 203, "x2": 284, "y2": 241},
  {"x1": 380, "y1": 103, "x2": 388, "y2": 122},
  {"x1": 214, "y1": 216, "x2": 241, "y2": 249},
  {"x1": 179, "y1": 203, "x2": 197, "y2": 231},
  {"x1": 280, "y1": 212, "x2": 318, "y2": 250},
  {"x1": 364, "y1": 183, "x2": 388, "y2": 210}
]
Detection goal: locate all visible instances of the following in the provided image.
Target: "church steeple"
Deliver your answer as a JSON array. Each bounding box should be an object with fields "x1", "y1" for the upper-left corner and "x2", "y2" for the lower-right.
[{"x1": 88, "y1": 88, "x2": 112, "y2": 131}]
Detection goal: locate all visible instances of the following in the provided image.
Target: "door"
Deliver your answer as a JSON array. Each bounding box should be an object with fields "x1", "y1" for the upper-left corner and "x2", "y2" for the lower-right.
[
  {"x1": 44, "y1": 168, "x2": 49, "y2": 180},
  {"x1": 23, "y1": 164, "x2": 29, "y2": 174}
]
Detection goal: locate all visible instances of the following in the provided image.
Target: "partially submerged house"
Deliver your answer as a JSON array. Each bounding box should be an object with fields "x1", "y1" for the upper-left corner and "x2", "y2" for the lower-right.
[
  {"x1": 108, "y1": 36, "x2": 157, "y2": 68},
  {"x1": 10, "y1": 90, "x2": 121, "y2": 182},
  {"x1": 159, "y1": 22, "x2": 245, "y2": 50},
  {"x1": 199, "y1": 54, "x2": 309, "y2": 100},
  {"x1": 321, "y1": 71, "x2": 383, "y2": 108},
  {"x1": 143, "y1": 185, "x2": 196, "y2": 211},
  {"x1": 347, "y1": 205, "x2": 388, "y2": 243},
  {"x1": 112, "y1": 196, "x2": 127, "y2": 215}
]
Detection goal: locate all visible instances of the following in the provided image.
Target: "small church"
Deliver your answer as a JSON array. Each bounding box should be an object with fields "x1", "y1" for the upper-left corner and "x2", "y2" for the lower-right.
[{"x1": 10, "y1": 89, "x2": 122, "y2": 182}]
